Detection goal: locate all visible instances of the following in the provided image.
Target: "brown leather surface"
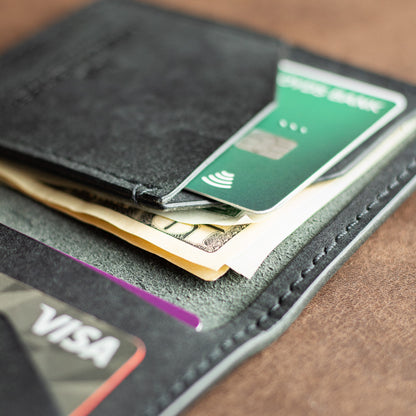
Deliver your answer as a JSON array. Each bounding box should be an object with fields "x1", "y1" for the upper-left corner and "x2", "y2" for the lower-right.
[
  {"x1": 0, "y1": 0, "x2": 415, "y2": 415},
  {"x1": 186, "y1": 193, "x2": 416, "y2": 416}
]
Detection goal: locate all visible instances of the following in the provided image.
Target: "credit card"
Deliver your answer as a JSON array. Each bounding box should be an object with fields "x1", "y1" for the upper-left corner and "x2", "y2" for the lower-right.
[
  {"x1": 187, "y1": 60, "x2": 407, "y2": 213},
  {"x1": 0, "y1": 273, "x2": 146, "y2": 416}
]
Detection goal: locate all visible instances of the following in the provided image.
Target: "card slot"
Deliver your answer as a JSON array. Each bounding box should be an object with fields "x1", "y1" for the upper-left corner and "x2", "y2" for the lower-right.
[{"x1": 0, "y1": 0, "x2": 279, "y2": 209}]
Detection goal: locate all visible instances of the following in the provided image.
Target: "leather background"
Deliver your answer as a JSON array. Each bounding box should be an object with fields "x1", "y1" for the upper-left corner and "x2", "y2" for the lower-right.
[
  {"x1": 187, "y1": 194, "x2": 416, "y2": 416},
  {"x1": 0, "y1": 1, "x2": 415, "y2": 415}
]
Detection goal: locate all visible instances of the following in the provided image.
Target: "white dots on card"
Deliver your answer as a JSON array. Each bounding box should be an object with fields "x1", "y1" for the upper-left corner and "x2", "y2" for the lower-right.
[{"x1": 278, "y1": 119, "x2": 308, "y2": 134}]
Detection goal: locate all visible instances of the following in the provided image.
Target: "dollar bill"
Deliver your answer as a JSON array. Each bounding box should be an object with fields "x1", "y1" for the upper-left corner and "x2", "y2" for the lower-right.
[
  {"x1": 0, "y1": 115, "x2": 414, "y2": 280},
  {"x1": 0, "y1": 161, "x2": 239, "y2": 280},
  {"x1": 37, "y1": 184, "x2": 248, "y2": 252},
  {"x1": 144, "y1": 205, "x2": 255, "y2": 226},
  {"x1": 32, "y1": 169, "x2": 256, "y2": 226}
]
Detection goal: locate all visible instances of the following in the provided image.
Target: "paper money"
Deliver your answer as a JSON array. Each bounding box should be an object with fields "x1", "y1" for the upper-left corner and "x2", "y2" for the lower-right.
[
  {"x1": 0, "y1": 161, "x2": 236, "y2": 280},
  {"x1": 33, "y1": 170, "x2": 255, "y2": 226},
  {"x1": 144, "y1": 205, "x2": 255, "y2": 226},
  {"x1": 0, "y1": 116, "x2": 414, "y2": 280}
]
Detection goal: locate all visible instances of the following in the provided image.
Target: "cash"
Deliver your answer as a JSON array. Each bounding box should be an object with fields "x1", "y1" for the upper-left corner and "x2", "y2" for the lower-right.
[{"x1": 0, "y1": 116, "x2": 414, "y2": 280}]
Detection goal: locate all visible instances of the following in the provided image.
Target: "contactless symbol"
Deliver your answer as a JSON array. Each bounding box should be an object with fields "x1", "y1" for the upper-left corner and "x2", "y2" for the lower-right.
[{"x1": 201, "y1": 171, "x2": 235, "y2": 189}]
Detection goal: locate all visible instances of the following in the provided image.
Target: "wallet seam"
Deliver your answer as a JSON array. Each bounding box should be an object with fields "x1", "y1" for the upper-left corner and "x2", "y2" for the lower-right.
[
  {"x1": 146, "y1": 153, "x2": 416, "y2": 416},
  {"x1": 2, "y1": 1, "x2": 416, "y2": 206},
  {"x1": 0, "y1": 141, "x2": 159, "y2": 194}
]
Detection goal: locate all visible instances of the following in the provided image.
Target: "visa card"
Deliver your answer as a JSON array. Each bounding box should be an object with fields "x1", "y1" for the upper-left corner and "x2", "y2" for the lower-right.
[
  {"x1": 186, "y1": 60, "x2": 407, "y2": 213},
  {"x1": 0, "y1": 272, "x2": 145, "y2": 416}
]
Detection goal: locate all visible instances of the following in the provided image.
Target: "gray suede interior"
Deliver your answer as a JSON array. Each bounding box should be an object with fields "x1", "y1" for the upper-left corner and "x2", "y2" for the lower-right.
[
  {"x1": 1, "y1": 0, "x2": 415, "y2": 331},
  {"x1": 0, "y1": 123, "x2": 411, "y2": 329},
  {"x1": 2, "y1": 3, "x2": 416, "y2": 414}
]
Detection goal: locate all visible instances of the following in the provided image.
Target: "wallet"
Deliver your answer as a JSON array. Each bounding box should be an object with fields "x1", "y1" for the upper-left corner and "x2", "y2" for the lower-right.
[{"x1": 1, "y1": 1, "x2": 416, "y2": 415}]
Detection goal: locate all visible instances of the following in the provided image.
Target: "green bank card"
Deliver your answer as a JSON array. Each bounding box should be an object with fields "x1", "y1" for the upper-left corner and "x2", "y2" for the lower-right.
[{"x1": 186, "y1": 60, "x2": 406, "y2": 213}]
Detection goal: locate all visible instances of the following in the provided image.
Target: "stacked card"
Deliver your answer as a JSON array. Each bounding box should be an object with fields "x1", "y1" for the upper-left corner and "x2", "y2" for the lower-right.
[
  {"x1": 0, "y1": 59, "x2": 413, "y2": 280},
  {"x1": 0, "y1": 1, "x2": 413, "y2": 280}
]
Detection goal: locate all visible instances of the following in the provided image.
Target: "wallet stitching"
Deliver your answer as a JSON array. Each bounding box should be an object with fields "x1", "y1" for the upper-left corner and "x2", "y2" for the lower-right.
[
  {"x1": 5, "y1": 2, "x2": 415, "y2": 200},
  {"x1": 147, "y1": 153, "x2": 416, "y2": 416},
  {"x1": 3, "y1": 2, "x2": 416, "y2": 413}
]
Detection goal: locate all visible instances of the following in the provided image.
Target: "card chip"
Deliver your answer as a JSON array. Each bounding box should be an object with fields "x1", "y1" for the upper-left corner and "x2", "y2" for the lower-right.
[{"x1": 236, "y1": 129, "x2": 297, "y2": 160}]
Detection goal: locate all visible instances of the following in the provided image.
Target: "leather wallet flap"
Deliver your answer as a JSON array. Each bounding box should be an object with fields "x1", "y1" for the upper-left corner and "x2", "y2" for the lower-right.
[{"x1": 0, "y1": 0, "x2": 279, "y2": 206}]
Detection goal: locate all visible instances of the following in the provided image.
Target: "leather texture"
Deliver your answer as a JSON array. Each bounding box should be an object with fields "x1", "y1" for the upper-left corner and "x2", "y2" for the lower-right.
[
  {"x1": 0, "y1": 1, "x2": 415, "y2": 416},
  {"x1": 0, "y1": 314, "x2": 60, "y2": 416},
  {"x1": 0, "y1": 0, "x2": 398, "y2": 208},
  {"x1": 187, "y1": 193, "x2": 416, "y2": 416},
  {"x1": 0, "y1": 0, "x2": 279, "y2": 207},
  {"x1": 1, "y1": 139, "x2": 415, "y2": 416}
]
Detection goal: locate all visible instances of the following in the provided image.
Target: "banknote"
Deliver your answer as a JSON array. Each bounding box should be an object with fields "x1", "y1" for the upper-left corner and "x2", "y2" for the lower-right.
[
  {"x1": 0, "y1": 162, "x2": 236, "y2": 280},
  {"x1": 31, "y1": 170, "x2": 255, "y2": 226},
  {"x1": 0, "y1": 115, "x2": 414, "y2": 280},
  {"x1": 144, "y1": 205, "x2": 255, "y2": 226}
]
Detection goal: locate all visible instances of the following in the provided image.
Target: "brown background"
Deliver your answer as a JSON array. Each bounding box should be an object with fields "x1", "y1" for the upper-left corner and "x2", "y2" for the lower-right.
[{"x1": 0, "y1": 1, "x2": 415, "y2": 415}]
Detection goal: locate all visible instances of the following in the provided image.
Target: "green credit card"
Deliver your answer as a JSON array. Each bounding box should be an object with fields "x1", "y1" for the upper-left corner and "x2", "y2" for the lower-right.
[{"x1": 186, "y1": 60, "x2": 407, "y2": 213}]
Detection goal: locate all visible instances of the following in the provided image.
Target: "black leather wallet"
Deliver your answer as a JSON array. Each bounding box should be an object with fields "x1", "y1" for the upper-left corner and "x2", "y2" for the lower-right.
[
  {"x1": 0, "y1": 1, "x2": 415, "y2": 415},
  {"x1": 0, "y1": 0, "x2": 280, "y2": 209}
]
